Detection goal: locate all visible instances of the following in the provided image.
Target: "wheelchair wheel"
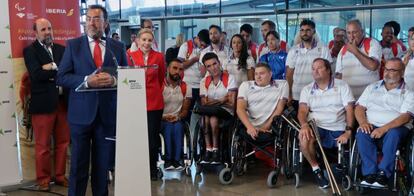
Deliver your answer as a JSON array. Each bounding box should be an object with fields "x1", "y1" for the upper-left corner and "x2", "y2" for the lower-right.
[
  {"x1": 350, "y1": 141, "x2": 361, "y2": 184},
  {"x1": 267, "y1": 170, "x2": 279, "y2": 188},
  {"x1": 219, "y1": 167, "x2": 234, "y2": 185},
  {"x1": 183, "y1": 122, "x2": 192, "y2": 162},
  {"x1": 196, "y1": 163, "x2": 203, "y2": 175},
  {"x1": 185, "y1": 166, "x2": 191, "y2": 176},
  {"x1": 192, "y1": 119, "x2": 205, "y2": 163},
  {"x1": 283, "y1": 126, "x2": 295, "y2": 179},
  {"x1": 230, "y1": 129, "x2": 247, "y2": 176},
  {"x1": 157, "y1": 167, "x2": 163, "y2": 179},
  {"x1": 294, "y1": 172, "x2": 300, "y2": 188},
  {"x1": 342, "y1": 175, "x2": 352, "y2": 191}
]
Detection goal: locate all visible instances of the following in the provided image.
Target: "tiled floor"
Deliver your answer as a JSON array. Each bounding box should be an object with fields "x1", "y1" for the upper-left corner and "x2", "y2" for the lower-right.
[{"x1": 3, "y1": 137, "x2": 398, "y2": 196}]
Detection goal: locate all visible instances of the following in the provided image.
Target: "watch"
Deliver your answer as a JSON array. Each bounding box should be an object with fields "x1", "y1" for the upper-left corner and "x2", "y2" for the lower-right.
[{"x1": 345, "y1": 126, "x2": 353, "y2": 131}]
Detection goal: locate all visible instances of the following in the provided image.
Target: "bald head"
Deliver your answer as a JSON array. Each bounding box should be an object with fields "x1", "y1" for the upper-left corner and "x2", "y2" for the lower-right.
[
  {"x1": 346, "y1": 19, "x2": 364, "y2": 44},
  {"x1": 33, "y1": 18, "x2": 53, "y2": 46}
]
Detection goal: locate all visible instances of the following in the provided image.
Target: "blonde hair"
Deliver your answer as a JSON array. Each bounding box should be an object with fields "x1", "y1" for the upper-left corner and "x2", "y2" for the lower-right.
[{"x1": 138, "y1": 28, "x2": 154, "y2": 39}]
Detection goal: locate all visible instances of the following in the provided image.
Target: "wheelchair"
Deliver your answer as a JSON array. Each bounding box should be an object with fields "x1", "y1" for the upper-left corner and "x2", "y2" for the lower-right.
[
  {"x1": 227, "y1": 115, "x2": 291, "y2": 188},
  {"x1": 279, "y1": 108, "x2": 303, "y2": 188},
  {"x1": 190, "y1": 106, "x2": 236, "y2": 184},
  {"x1": 157, "y1": 121, "x2": 192, "y2": 178},
  {"x1": 350, "y1": 130, "x2": 414, "y2": 195},
  {"x1": 283, "y1": 107, "x2": 352, "y2": 190}
]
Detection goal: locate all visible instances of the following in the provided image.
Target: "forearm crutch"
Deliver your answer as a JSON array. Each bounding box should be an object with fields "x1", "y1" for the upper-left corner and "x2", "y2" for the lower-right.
[{"x1": 309, "y1": 120, "x2": 342, "y2": 196}]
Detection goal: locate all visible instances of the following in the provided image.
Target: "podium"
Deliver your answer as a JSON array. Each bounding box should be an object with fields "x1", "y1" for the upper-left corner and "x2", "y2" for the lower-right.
[{"x1": 115, "y1": 67, "x2": 150, "y2": 195}]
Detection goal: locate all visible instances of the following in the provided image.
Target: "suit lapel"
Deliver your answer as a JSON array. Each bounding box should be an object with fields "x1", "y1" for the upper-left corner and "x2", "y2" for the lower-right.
[
  {"x1": 33, "y1": 40, "x2": 52, "y2": 62},
  {"x1": 102, "y1": 38, "x2": 112, "y2": 67}
]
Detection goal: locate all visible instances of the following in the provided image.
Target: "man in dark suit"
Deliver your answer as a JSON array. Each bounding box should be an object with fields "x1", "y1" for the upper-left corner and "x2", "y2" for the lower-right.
[
  {"x1": 23, "y1": 18, "x2": 69, "y2": 191},
  {"x1": 57, "y1": 5, "x2": 127, "y2": 196}
]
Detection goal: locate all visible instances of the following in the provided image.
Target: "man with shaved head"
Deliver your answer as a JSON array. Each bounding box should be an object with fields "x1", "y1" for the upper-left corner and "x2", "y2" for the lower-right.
[
  {"x1": 23, "y1": 18, "x2": 69, "y2": 191},
  {"x1": 335, "y1": 19, "x2": 382, "y2": 99}
]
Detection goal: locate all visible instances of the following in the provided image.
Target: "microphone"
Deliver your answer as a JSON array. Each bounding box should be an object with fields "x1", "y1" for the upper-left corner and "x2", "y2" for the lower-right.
[
  {"x1": 98, "y1": 39, "x2": 120, "y2": 68},
  {"x1": 127, "y1": 51, "x2": 137, "y2": 66}
]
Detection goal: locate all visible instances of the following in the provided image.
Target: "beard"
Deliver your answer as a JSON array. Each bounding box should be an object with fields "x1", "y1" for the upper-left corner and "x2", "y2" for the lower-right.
[
  {"x1": 42, "y1": 35, "x2": 53, "y2": 46},
  {"x1": 211, "y1": 38, "x2": 220, "y2": 45},
  {"x1": 301, "y1": 35, "x2": 312, "y2": 42},
  {"x1": 384, "y1": 77, "x2": 400, "y2": 85},
  {"x1": 87, "y1": 27, "x2": 104, "y2": 40},
  {"x1": 170, "y1": 74, "x2": 181, "y2": 82}
]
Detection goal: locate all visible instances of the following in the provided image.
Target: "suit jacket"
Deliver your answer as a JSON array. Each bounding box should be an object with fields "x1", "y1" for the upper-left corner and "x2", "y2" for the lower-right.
[
  {"x1": 23, "y1": 41, "x2": 66, "y2": 114},
  {"x1": 57, "y1": 35, "x2": 127, "y2": 126}
]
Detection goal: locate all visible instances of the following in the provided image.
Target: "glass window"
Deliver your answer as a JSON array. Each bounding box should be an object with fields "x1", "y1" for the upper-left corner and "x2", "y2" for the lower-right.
[
  {"x1": 372, "y1": 0, "x2": 414, "y2": 5},
  {"x1": 286, "y1": 10, "x2": 369, "y2": 46},
  {"x1": 220, "y1": 15, "x2": 287, "y2": 45},
  {"x1": 371, "y1": 7, "x2": 414, "y2": 45},
  {"x1": 221, "y1": 0, "x2": 286, "y2": 14},
  {"x1": 289, "y1": 0, "x2": 365, "y2": 9},
  {"x1": 166, "y1": 18, "x2": 220, "y2": 40},
  {"x1": 119, "y1": 0, "x2": 165, "y2": 19},
  {"x1": 166, "y1": 0, "x2": 219, "y2": 16}
]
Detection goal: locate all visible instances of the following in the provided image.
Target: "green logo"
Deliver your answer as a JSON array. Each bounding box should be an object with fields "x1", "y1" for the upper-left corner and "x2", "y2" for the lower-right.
[
  {"x1": 9, "y1": 83, "x2": 13, "y2": 89},
  {"x1": 7, "y1": 54, "x2": 11, "y2": 59},
  {"x1": 11, "y1": 113, "x2": 15, "y2": 118},
  {"x1": 5, "y1": 25, "x2": 9, "y2": 30},
  {"x1": 0, "y1": 129, "x2": 3, "y2": 136},
  {"x1": 122, "y1": 78, "x2": 128, "y2": 85}
]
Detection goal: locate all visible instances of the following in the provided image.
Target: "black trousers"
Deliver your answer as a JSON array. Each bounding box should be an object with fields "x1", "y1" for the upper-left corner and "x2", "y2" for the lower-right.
[{"x1": 147, "y1": 110, "x2": 163, "y2": 175}]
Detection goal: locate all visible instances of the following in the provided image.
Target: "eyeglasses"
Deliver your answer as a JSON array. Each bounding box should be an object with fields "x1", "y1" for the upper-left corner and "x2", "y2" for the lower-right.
[
  {"x1": 86, "y1": 16, "x2": 103, "y2": 23},
  {"x1": 384, "y1": 68, "x2": 402, "y2": 72}
]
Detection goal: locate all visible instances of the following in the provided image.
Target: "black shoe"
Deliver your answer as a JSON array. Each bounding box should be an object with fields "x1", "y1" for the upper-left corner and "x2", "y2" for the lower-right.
[
  {"x1": 164, "y1": 161, "x2": 174, "y2": 170},
  {"x1": 211, "y1": 150, "x2": 220, "y2": 164},
  {"x1": 200, "y1": 151, "x2": 211, "y2": 164},
  {"x1": 313, "y1": 169, "x2": 329, "y2": 189},
  {"x1": 360, "y1": 174, "x2": 376, "y2": 186},
  {"x1": 173, "y1": 161, "x2": 184, "y2": 170},
  {"x1": 372, "y1": 170, "x2": 388, "y2": 188}
]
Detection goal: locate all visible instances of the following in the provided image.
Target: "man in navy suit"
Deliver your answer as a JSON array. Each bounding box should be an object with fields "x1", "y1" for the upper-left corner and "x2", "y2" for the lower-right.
[{"x1": 57, "y1": 5, "x2": 127, "y2": 196}]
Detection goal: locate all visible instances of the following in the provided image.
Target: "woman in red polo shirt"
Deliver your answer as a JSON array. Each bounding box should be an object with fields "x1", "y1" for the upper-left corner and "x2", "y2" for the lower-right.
[{"x1": 127, "y1": 28, "x2": 166, "y2": 181}]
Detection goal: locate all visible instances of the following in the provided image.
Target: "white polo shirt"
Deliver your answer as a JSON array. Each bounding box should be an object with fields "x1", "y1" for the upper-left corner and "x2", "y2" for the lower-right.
[
  {"x1": 286, "y1": 41, "x2": 332, "y2": 100},
  {"x1": 200, "y1": 73, "x2": 237, "y2": 114},
  {"x1": 381, "y1": 42, "x2": 406, "y2": 60},
  {"x1": 199, "y1": 44, "x2": 230, "y2": 68},
  {"x1": 299, "y1": 78, "x2": 355, "y2": 131},
  {"x1": 223, "y1": 55, "x2": 255, "y2": 87},
  {"x1": 238, "y1": 80, "x2": 289, "y2": 127},
  {"x1": 177, "y1": 41, "x2": 203, "y2": 89},
  {"x1": 404, "y1": 57, "x2": 414, "y2": 91},
  {"x1": 162, "y1": 81, "x2": 192, "y2": 117},
  {"x1": 335, "y1": 38, "x2": 382, "y2": 99},
  {"x1": 356, "y1": 80, "x2": 414, "y2": 129}
]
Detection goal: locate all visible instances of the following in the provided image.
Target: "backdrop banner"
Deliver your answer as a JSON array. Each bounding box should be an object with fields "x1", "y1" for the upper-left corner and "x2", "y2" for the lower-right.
[{"x1": 0, "y1": 0, "x2": 80, "y2": 186}]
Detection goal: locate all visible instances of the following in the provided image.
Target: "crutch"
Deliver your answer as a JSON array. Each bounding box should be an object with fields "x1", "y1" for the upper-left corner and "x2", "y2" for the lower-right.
[{"x1": 309, "y1": 120, "x2": 342, "y2": 195}]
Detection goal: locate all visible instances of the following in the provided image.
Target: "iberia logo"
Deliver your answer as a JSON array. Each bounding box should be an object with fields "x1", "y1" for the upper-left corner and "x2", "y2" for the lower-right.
[
  {"x1": 46, "y1": 8, "x2": 75, "y2": 16},
  {"x1": 67, "y1": 9, "x2": 74, "y2": 16}
]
